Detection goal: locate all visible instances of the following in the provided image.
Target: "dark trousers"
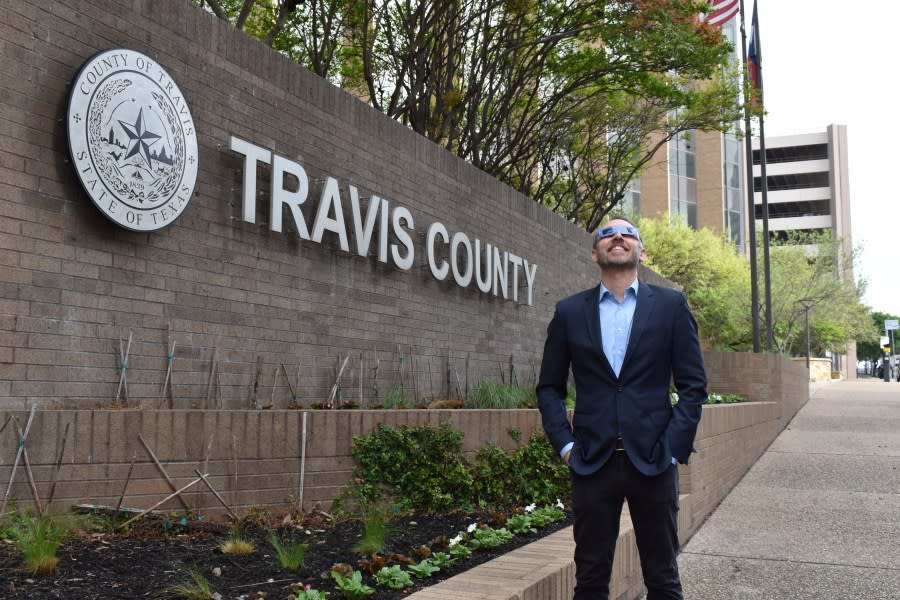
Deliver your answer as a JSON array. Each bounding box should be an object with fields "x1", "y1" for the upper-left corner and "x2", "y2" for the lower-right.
[{"x1": 571, "y1": 453, "x2": 682, "y2": 600}]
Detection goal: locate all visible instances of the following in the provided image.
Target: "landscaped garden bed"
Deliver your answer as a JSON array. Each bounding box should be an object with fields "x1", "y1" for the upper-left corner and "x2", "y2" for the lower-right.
[
  {"x1": 0, "y1": 504, "x2": 572, "y2": 599},
  {"x1": 1, "y1": 419, "x2": 572, "y2": 599}
]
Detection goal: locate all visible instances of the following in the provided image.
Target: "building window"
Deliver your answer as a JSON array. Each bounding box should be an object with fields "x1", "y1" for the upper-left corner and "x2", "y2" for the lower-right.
[
  {"x1": 754, "y1": 199, "x2": 831, "y2": 219},
  {"x1": 723, "y1": 134, "x2": 744, "y2": 248},
  {"x1": 753, "y1": 143, "x2": 828, "y2": 165},
  {"x1": 668, "y1": 130, "x2": 697, "y2": 228},
  {"x1": 754, "y1": 171, "x2": 830, "y2": 192},
  {"x1": 620, "y1": 178, "x2": 641, "y2": 217}
]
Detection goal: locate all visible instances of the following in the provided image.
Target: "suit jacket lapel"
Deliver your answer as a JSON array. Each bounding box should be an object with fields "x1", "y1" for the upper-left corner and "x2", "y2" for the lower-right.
[
  {"x1": 583, "y1": 285, "x2": 616, "y2": 379},
  {"x1": 621, "y1": 280, "x2": 655, "y2": 377}
]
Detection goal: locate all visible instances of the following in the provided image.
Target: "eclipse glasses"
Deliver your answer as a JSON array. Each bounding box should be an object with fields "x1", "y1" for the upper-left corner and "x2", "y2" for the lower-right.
[{"x1": 597, "y1": 224, "x2": 641, "y2": 241}]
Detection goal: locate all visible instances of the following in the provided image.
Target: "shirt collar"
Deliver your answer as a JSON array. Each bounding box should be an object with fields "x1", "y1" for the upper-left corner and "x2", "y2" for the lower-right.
[{"x1": 599, "y1": 278, "x2": 639, "y2": 301}]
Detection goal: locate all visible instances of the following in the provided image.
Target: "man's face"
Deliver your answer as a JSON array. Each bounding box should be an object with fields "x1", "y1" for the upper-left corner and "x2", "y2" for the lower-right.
[{"x1": 592, "y1": 219, "x2": 646, "y2": 270}]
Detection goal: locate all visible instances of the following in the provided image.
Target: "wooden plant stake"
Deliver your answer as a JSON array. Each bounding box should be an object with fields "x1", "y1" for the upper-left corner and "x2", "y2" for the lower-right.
[
  {"x1": 327, "y1": 355, "x2": 350, "y2": 406},
  {"x1": 13, "y1": 416, "x2": 43, "y2": 516},
  {"x1": 250, "y1": 355, "x2": 263, "y2": 409},
  {"x1": 465, "y1": 352, "x2": 470, "y2": 398},
  {"x1": 267, "y1": 366, "x2": 278, "y2": 409},
  {"x1": 117, "y1": 475, "x2": 204, "y2": 530},
  {"x1": 160, "y1": 338, "x2": 177, "y2": 409},
  {"x1": 202, "y1": 434, "x2": 215, "y2": 477},
  {"x1": 138, "y1": 434, "x2": 191, "y2": 511},
  {"x1": 231, "y1": 435, "x2": 239, "y2": 509},
  {"x1": 371, "y1": 350, "x2": 380, "y2": 405},
  {"x1": 46, "y1": 422, "x2": 71, "y2": 507},
  {"x1": 114, "y1": 457, "x2": 137, "y2": 516},
  {"x1": 397, "y1": 345, "x2": 405, "y2": 399},
  {"x1": 116, "y1": 330, "x2": 133, "y2": 406},
  {"x1": 281, "y1": 363, "x2": 298, "y2": 407},
  {"x1": 1, "y1": 405, "x2": 37, "y2": 515},
  {"x1": 411, "y1": 354, "x2": 419, "y2": 405},
  {"x1": 193, "y1": 469, "x2": 238, "y2": 520},
  {"x1": 205, "y1": 347, "x2": 218, "y2": 409}
]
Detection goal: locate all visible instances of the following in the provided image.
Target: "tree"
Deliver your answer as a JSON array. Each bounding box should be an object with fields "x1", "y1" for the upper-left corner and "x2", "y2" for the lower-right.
[
  {"x1": 856, "y1": 310, "x2": 899, "y2": 371},
  {"x1": 761, "y1": 231, "x2": 874, "y2": 357},
  {"x1": 195, "y1": 0, "x2": 743, "y2": 230},
  {"x1": 638, "y1": 216, "x2": 751, "y2": 350},
  {"x1": 637, "y1": 219, "x2": 874, "y2": 357}
]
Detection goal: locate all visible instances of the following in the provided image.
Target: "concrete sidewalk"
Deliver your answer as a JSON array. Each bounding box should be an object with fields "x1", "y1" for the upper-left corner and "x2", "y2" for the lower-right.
[{"x1": 678, "y1": 379, "x2": 900, "y2": 599}]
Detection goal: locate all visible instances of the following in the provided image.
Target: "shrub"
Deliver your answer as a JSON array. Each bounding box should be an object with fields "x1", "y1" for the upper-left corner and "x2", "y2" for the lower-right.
[
  {"x1": 470, "y1": 433, "x2": 570, "y2": 509},
  {"x1": 350, "y1": 422, "x2": 473, "y2": 512}
]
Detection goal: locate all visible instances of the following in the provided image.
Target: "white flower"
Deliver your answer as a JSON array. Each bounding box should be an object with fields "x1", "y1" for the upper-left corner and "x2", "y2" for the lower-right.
[
  {"x1": 467, "y1": 523, "x2": 478, "y2": 533},
  {"x1": 555, "y1": 499, "x2": 565, "y2": 510},
  {"x1": 449, "y1": 534, "x2": 463, "y2": 547},
  {"x1": 525, "y1": 503, "x2": 536, "y2": 513}
]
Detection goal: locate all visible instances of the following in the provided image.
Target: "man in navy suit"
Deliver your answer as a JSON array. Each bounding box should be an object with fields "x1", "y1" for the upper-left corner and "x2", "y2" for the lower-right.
[{"x1": 537, "y1": 216, "x2": 707, "y2": 600}]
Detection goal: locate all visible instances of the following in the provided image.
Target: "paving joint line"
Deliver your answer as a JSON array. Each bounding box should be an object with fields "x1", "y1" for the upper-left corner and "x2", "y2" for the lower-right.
[{"x1": 680, "y1": 550, "x2": 900, "y2": 573}]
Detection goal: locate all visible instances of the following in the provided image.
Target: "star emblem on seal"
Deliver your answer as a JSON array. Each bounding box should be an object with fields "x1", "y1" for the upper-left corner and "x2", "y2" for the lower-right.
[{"x1": 119, "y1": 107, "x2": 162, "y2": 169}]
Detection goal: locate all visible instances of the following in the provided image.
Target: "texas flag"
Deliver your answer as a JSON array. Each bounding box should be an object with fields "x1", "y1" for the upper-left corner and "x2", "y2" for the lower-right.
[{"x1": 748, "y1": 2, "x2": 762, "y2": 93}]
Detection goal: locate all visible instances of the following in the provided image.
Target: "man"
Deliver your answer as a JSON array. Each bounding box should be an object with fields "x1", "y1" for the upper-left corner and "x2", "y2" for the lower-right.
[{"x1": 537, "y1": 216, "x2": 707, "y2": 599}]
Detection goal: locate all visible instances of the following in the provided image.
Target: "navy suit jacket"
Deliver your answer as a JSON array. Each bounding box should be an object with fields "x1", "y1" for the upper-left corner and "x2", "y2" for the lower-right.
[{"x1": 537, "y1": 280, "x2": 707, "y2": 477}]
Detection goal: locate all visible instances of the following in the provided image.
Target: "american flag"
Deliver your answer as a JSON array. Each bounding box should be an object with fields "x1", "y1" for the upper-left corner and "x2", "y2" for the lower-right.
[{"x1": 701, "y1": 0, "x2": 740, "y2": 28}]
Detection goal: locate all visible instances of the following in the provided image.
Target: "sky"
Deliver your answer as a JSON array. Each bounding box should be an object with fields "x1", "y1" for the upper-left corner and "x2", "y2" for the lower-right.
[{"x1": 750, "y1": 1, "x2": 900, "y2": 317}]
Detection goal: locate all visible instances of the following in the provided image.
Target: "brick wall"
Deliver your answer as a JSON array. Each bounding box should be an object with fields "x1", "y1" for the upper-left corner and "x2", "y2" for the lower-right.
[
  {"x1": 0, "y1": 352, "x2": 808, "y2": 521},
  {"x1": 0, "y1": 407, "x2": 546, "y2": 516},
  {"x1": 3, "y1": 0, "x2": 617, "y2": 410}
]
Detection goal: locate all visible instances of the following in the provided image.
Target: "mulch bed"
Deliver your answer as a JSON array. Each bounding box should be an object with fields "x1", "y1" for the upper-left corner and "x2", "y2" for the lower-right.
[{"x1": 0, "y1": 509, "x2": 573, "y2": 599}]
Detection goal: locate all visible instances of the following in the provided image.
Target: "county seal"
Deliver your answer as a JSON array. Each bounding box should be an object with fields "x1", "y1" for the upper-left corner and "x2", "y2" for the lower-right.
[{"x1": 67, "y1": 49, "x2": 198, "y2": 231}]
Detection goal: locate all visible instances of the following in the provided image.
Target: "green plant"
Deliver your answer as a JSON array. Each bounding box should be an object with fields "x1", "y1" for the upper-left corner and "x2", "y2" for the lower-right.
[
  {"x1": 288, "y1": 582, "x2": 329, "y2": 600},
  {"x1": 331, "y1": 569, "x2": 375, "y2": 599},
  {"x1": 378, "y1": 385, "x2": 409, "y2": 409},
  {"x1": 468, "y1": 526, "x2": 514, "y2": 550},
  {"x1": 375, "y1": 564, "x2": 413, "y2": 590},
  {"x1": 529, "y1": 502, "x2": 567, "y2": 527},
  {"x1": 352, "y1": 503, "x2": 398, "y2": 555},
  {"x1": 448, "y1": 541, "x2": 472, "y2": 561},
  {"x1": 505, "y1": 513, "x2": 537, "y2": 535},
  {"x1": 429, "y1": 551, "x2": 455, "y2": 569},
  {"x1": 269, "y1": 532, "x2": 308, "y2": 569},
  {"x1": 6, "y1": 514, "x2": 74, "y2": 576},
  {"x1": 707, "y1": 392, "x2": 747, "y2": 404},
  {"x1": 167, "y1": 568, "x2": 217, "y2": 599},
  {"x1": 349, "y1": 422, "x2": 473, "y2": 512},
  {"x1": 220, "y1": 522, "x2": 255, "y2": 555},
  {"x1": 465, "y1": 380, "x2": 536, "y2": 409},
  {"x1": 471, "y1": 433, "x2": 570, "y2": 509},
  {"x1": 407, "y1": 559, "x2": 440, "y2": 579},
  {"x1": 245, "y1": 504, "x2": 271, "y2": 527}
]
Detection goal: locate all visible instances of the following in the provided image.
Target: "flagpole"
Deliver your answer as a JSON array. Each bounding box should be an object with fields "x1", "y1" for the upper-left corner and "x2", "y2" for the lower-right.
[
  {"x1": 738, "y1": 0, "x2": 760, "y2": 352},
  {"x1": 750, "y1": 2, "x2": 775, "y2": 351}
]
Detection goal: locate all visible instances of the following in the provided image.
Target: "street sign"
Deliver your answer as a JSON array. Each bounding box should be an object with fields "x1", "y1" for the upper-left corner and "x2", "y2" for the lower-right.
[{"x1": 885, "y1": 319, "x2": 899, "y2": 331}]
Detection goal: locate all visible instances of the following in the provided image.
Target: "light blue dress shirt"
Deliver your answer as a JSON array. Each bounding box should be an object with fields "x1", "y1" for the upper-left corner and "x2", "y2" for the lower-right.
[
  {"x1": 560, "y1": 279, "x2": 638, "y2": 460},
  {"x1": 599, "y1": 279, "x2": 639, "y2": 377}
]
